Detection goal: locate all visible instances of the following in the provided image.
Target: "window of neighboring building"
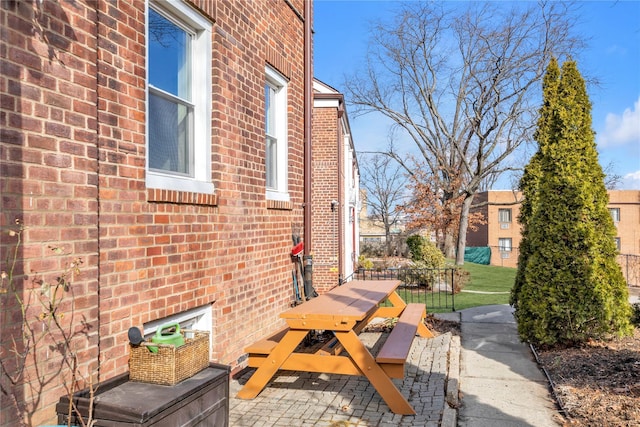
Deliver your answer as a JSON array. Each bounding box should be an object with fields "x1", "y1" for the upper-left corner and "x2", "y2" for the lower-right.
[
  {"x1": 498, "y1": 238, "x2": 512, "y2": 252},
  {"x1": 498, "y1": 208, "x2": 512, "y2": 223},
  {"x1": 146, "y1": 2, "x2": 213, "y2": 193},
  {"x1": 614, "y1": 237, "x2": 621, "y2": 251},
  {"x1": 609, "y1": 207, "x2": 620, "y2": 223},
  {"x1": 362, "y1": 237, "x2": 383, "y2": 245},
  {"x1": 265, "y1": 66, "x2": 289, "y2": 201}
]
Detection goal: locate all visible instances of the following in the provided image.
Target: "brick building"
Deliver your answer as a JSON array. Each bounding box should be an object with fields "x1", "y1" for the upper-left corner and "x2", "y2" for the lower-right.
[
  {"x1": 0, "y1": 0, "x2": 314, "y2": 424},
  {"x1": 466, "y1": 190, "x2": 640, "y2": 268},
  {"x1": 311, "y1": 79, "x2": 360, "y2": 291},
  {"x1": 608, "y1": 190, "x2": 640, "y2": 256}
]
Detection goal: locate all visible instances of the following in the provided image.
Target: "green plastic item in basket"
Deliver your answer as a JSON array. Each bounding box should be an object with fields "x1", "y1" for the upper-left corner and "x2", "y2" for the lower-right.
[{"x1": 148, "y1": 322, "x2": 185, "y2": 353}]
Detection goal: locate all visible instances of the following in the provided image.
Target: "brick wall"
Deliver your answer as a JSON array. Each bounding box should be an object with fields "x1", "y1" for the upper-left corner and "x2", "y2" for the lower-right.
[
  {"x1": 311, "y1": 107, "x2": 341, "y2": 292},
  {"x1": 0, "y1": 0, "x2": 308, "y2": 424},
  {"x1": 467, "y1": 190, "x2": 640, "y2": 269},
  {"x1": 466, "y1": 191, "x2": 489, "y2": 248},
  {"x1": 608, "y1": 190, "x2": 640, "y2": 255},
  {"x1": 1, "y1": 2, "x2": 99, "y2": 425}
]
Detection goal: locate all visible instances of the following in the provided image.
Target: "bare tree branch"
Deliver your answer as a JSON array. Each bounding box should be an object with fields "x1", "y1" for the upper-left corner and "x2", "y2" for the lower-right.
[
  {"x1": 359, "y1": 153, "x2": 410, "y2": 256},
  {"x1": 346, "y1": 1, "x2": 583, "y2": 263}
]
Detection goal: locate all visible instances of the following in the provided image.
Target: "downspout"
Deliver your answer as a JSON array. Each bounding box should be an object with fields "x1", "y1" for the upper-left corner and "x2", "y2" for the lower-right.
[
  {"x1": 337, "y1": 104, "x2": 344, "y2": 285},
  {"x1": 303, "y1": 1, "x2": 313, "y2": 290}
]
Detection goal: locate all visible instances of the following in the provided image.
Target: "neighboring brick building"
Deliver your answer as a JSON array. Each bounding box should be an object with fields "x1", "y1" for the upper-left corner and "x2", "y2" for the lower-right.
[
  {"x1": 312, "y1": 79, "x2": 360, "y2": 291},
  {"x1": 466, "y1": 190, "x2": 640, "y2": 268},
  {"x1": 465, "y1": 191, "x2": 523, "y2": 267},
  {"x1": 0, "y1": 1, "x2": 312, "y2": 424},
  {"x1": 608, "y1": 190, "x2": 640, "y2": 256}
]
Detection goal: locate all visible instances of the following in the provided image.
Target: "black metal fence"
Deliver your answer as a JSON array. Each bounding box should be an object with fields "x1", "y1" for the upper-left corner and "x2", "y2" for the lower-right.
[
  {"x1": 345, "y1": 255, "x2": 639, "y2": 312},
  {"x1": 346, "y1": 268, "x2": 458, "y2": 312}
]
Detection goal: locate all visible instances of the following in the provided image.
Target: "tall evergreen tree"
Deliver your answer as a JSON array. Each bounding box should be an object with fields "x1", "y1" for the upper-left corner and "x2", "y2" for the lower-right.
[
  {"x1": 513, "y1": 60, "x2": 632, "y2": 346},
  {"x1": 511, "y1": 59, "x2": 560, "y2": 310}
]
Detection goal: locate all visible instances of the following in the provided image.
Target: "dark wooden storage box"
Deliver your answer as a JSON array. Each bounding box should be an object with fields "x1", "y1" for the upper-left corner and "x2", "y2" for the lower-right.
[{"x1": 56, "y1": 363, "x2": 229, "y2": 427}]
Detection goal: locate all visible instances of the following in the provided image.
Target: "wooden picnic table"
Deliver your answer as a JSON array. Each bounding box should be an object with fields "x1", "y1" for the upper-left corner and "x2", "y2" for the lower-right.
[{"x1": 236, "y1": 279, "x2": 434, "y2": 415}]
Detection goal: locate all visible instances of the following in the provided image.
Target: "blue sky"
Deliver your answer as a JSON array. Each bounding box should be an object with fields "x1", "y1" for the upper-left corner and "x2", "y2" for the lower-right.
[{"x1": 314, "y1": 1, "x2": 640, "y2": 189}]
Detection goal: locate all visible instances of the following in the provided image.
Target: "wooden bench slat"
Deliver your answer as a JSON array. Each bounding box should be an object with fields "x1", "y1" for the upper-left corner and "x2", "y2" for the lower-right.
[
  {"x1": 376, "y1": 303, "x2": 425, "y2": 364},
  {"x1": 245, "y1": 327, "x2": 289, "y2": 355}
]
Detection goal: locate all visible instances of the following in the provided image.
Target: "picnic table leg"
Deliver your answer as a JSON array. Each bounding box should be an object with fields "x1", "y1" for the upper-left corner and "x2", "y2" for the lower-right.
[
  {"x1": 334, "y1": 330, "x2": 416, "y2": 415},
  {"x1": 386, "y1": 291, "x2": 407, "y2": 310},
  {"x1": 417, "y1": 319, "x2": 435, "y2": 338},
  {"x1": 390, "y1": 292, "x2": 434, "y2": 338},
  {"x1": 372, "y1": 290, "x2": 406, "y2": 318},
  {"x1": 236, "y1": 329, "x2": 308, "y2": 399}
]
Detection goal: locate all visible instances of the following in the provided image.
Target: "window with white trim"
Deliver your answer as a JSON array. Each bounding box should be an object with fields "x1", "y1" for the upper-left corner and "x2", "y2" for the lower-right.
[
  {"x1": 265, "y1": 66, "x2": 289, "y2": 201},
  {"x1": 498, "y1": 238, "x2": 512, "y2": 252},
  {"x1": 609, "y1": 207, "x2": 620, "y2": 223},
  {"x1": 146, "y1": 1, "x2": 213, "y2": 193},
  {"x1": 143, "y1": 304, "x2": 213, "y2": 357},
  {"x1": 614, "y1": 237, "x2": 621, "y2": 251},
  {"x1": 498, "y1": 208, "x2": 512, "y2": 223}
]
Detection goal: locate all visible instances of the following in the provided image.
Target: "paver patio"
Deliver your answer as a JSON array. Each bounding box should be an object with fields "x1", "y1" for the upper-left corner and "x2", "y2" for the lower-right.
[{"x1": 229, "y1": 332, "x2": 457, "y2": 427}]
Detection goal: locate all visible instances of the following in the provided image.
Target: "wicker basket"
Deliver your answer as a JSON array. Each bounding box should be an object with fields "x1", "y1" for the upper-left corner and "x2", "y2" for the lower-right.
[{"x1": 129, "y1": 330, "x2": 209, "y2": 386}]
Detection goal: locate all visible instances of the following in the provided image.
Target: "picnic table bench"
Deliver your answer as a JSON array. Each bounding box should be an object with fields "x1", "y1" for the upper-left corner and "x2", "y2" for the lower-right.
[{"x1": 237, "y1": 279, "x2": 434, "y2": 415}]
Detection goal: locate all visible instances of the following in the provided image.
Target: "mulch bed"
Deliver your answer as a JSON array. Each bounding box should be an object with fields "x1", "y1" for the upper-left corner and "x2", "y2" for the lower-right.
[
  {"x1": 536, "y1": 327, "x2": 640, "y2": 426},
  {"x1": 363, "y1": 314, "x2": 462, "y2": 336}
]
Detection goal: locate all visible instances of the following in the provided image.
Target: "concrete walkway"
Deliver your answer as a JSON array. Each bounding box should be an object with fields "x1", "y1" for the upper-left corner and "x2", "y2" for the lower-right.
[{"x1": 450, "y1": 305, "x2": 561, "y2": 426}]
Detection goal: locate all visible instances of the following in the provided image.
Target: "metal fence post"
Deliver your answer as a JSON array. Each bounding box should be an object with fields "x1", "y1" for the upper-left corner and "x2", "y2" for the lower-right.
[{"x1": 451, "y1": 268, "x2": 455, "y2": 312}]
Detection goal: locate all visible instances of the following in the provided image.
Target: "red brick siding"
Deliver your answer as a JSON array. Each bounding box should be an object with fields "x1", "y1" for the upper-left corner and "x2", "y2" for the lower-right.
[
  {"x1": 311, "y1": 107, "x2": 341, "y2": 292},
  {"x1": 1, "y1": 0, "x2": 308, "y2": 424},
  {"x1": 1, "y1": 1, "x2": 100, "y2": 425},
  {"x1": 608, "y1": 190, "x2": 640, "y2": 256},
  {"x1": 467, "y1": 191, "x2": 489, "y2": 247}
]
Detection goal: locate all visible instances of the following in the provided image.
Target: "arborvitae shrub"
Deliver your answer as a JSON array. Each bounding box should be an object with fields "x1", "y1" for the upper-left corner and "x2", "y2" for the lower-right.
[{"x1": 512, "y1": 59, "x2": 632, "y2": 346}]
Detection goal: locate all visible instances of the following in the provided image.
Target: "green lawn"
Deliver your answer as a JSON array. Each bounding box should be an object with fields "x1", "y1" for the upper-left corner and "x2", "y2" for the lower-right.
[
  {"x1": 429, "y1": 262, "x2": 517, "y2": 313},
  {"x1": 461, "y1": 261, "x2": 517, "y2": 292}
]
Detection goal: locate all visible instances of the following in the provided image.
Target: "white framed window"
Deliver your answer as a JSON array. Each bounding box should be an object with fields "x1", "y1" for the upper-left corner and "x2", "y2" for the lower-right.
[
  {"x1": 609, "y1": 207, "x2": 620, "y2": 223},
  {"x1": 498, "y1": 238, "x2": 512, "y2": 252},
  {"x1": 614, "y1": 237, "x2": 621, "y2": 251},
  {"x1": 146, "y1": 1, "x2": 213, "y2": 194},
  {"x1": 144, "y1": 304, "x2": 213, "y2": 357},
  {"x1": 498, "y1": 208, "x2": 512, "y2": 223},
  {"x1": 265, "y1": 66, "x2": 289, "y2": 201},
  {"x1": 362, "y1": 237, "x2": 384, "y2": 245}
]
